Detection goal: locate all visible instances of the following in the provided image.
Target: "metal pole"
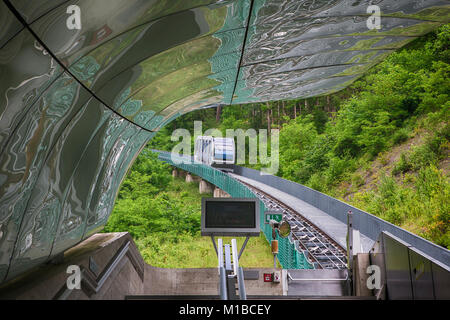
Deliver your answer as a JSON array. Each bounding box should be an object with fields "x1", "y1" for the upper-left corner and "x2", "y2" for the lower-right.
[
  {"x1": 219, "y1": 266, "x2": 228, "y2": 300},
  {"x1": 238, "y1": 236, "x2": 250, "y2": 260},
  {"x1": 217, "y1": 238, "x2": 223, "y2": 272},
  {"x1": 231, "y1": 239, "x2": 239, "y2": 277},
  {"x1": 211, "y1": 235, "x2": 218, "y2": 256},
  {"x1": 347, "y1": 210, "x2": 354, "y2": 296},
  {"x1": 347, "y1": 210, "x2": 354, "y2": 271},
  {"x1": 237, "y1": 267, "x2": 247, "y2": 300}
]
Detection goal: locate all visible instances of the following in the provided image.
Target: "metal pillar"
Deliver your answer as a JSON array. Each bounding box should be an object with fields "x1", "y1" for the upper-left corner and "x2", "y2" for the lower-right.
[{"x1": 213, "y1": 237, "x2": 247, "y2": 300}]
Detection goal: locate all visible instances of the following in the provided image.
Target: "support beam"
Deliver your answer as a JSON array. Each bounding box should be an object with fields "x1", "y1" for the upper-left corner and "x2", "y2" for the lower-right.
[
  {"x1": 185, "y1": 173, "x2": 194, "y2": 183},
  {"x1": 213, "y1": 187, "x2": 231, "y2": 198},
  {"x1": 199, "y1": 180, "x2": 213, "y2": 194}
]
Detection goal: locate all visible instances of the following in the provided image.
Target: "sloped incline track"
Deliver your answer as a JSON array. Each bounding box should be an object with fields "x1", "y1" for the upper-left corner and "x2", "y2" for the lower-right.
[{"x1": 234, "y1": 176, "x2": 348, "y2": 270}]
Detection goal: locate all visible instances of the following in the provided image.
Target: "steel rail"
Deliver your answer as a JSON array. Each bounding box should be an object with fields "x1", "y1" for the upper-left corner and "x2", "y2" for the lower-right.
[{"x1": 236, "y1": 178, "x2": 348, "y2": 269}]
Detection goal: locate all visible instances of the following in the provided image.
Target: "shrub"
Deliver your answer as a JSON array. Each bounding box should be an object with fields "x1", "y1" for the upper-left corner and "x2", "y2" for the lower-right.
[
  {"x1": 392, "y1": 153, "x2": 412, "y2": 175},
  {"x1": 351, "y1": 173, "x2": 365, "y2": 187},
  {"x1": 392, "y1": 128, "x2": 410, "y2": 145},
  {"x1": 307, "y1": 173, "x2": 327, "y2": 192}
]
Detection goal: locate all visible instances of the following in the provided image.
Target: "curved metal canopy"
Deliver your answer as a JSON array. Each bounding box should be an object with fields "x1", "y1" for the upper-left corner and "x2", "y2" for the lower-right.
[{"x1": 0, "y1": 0, "x2": 449, "y2": 283}]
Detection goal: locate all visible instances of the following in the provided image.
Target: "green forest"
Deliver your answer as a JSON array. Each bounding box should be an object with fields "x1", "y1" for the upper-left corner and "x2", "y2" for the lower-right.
[{"x1": 105, "y1": 24, "x2": 450, "y2": 264}]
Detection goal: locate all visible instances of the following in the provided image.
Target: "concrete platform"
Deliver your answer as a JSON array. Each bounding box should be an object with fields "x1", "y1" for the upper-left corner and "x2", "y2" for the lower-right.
[
  {"x1": 0, "y1": 232, "x2": 285, "y2": 299},
  {"x1": 230, "y1": 174, "x2": 374, "y2": 252}
]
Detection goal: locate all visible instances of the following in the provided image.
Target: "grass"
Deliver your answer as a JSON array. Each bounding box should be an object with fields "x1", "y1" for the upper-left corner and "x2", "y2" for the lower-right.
[
  {"x1": 136, "y1": 233, "x2": 279, "y2": 269},
  {"x1": 133, "y1": 177, "x2": 279, "y2": 268}
]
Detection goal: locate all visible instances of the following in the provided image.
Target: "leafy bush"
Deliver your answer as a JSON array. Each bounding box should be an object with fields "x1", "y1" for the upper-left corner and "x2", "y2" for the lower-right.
[
  {"x1": 392, "y1": 128, "x2": 410, "y2": 145},
  {"x1": 392, "y1": 153, "x2": 412, "y2": 175},
  {"x1": 351, "y1": 166, "x2": 449, "y2": 248}
]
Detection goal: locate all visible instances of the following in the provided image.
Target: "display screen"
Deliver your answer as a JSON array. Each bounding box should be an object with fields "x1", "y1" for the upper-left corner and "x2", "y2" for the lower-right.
[{"x1": 205, "y1": 201, "x2": 256, "y2": 229}]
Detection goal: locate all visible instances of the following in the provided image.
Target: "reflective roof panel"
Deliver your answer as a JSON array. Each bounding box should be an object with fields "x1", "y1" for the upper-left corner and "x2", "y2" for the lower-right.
[
  {"x1": 243, "y1": 34, "x2": 413, "y2": 64},
  {"x1": 249, "y1": 0, "x2": 450, "y2": 24},
  {"x1": 233, "y1": 0, "x2": 450, "y2": 103},
  {"x1": 58, "y1": 1, "x2": 250, "y2": 129},
  {"x1": 0, "y1": 1, "x2": 24, "y2": 49},
  {"x1": 29, "y1": 0, "x2": 249, "y2": 67},
  {"x1": 9, "y1": 0, "x2": 70, "y2": 24}
]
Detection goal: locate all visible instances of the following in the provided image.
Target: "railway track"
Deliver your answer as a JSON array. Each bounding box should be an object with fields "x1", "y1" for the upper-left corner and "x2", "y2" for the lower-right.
[{"x1": 232, "y1": 176, "x2": 348, "y2": 270}]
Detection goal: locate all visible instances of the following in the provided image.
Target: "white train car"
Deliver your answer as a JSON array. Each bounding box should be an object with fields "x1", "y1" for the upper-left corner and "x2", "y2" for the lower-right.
[{"x1": 194, "y1": 136, "x2": 235, "y2": 172}]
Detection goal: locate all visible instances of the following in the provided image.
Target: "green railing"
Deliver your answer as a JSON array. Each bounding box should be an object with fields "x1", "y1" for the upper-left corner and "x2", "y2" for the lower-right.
[{"x1": 155, "y1": 151, "x2": 314, "y2": 269}]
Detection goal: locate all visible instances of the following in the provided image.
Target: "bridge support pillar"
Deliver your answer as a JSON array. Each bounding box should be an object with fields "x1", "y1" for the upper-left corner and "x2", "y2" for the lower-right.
[
  {"x1": 172, "y1": 168, "x2": 178, "y2": 178},
  {"x1": 199, "y1": 180, "x2": 213, "y2": 194},
  {"x1": 186, "y1": 173, "x2": 194, "y2": 183},
  {"x1": 213, "y1": 187, "x2": 231, "y2": 198}
]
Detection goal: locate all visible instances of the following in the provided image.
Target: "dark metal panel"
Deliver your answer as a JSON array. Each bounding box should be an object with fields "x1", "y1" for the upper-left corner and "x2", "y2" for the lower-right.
[
  {"x1": 51, "y1": 110, "x2": 151, "y2": 256},
  {"x1": 0, "y1": 1, "x2": 24, "y2": 49},
  {"x1": 231, "y1": 66, "x2": 367, "y2": 105},
  {"x1": 90, "y1": 29, "x2": 244, "y2": 127},
  {"x1": 156, "y1": 90, "x2": 225, "y2": 119},
  {"x1": 239, "y1": 64, "x2": 369, "y2": 87},
  {"x1": 408, "y1": 247, "x2": 435, "y2": 300},
  {"x1": 381, "y1": 232, "x2": 413, "y2": 299},
  {"x1": 120, "y1": 76, "x2": 223, "y2": 118},
  {"x1": 431, "y1": 260, "x2": 450, "y2": 300},
  {"x1": 5, "y1": 95, "x2": 110, "y2": 281},
  {"x1": 0, "y1": 71, "x2": 90, "y2": 283}
]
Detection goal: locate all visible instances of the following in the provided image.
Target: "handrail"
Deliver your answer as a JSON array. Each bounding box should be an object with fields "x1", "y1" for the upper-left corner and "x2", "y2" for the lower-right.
[
  {"x1": 95, "y1": 241, "x2": 130, "y2": 292},
  {"x1": 219, "y1": 267, "x2": 228, "y2": 300},
  {"x1": 54, "y1": 240, "x2": 132, "y2": 299},
  {"x1": 287, "y1": 272, "x2": 349, "y2": 282}
]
